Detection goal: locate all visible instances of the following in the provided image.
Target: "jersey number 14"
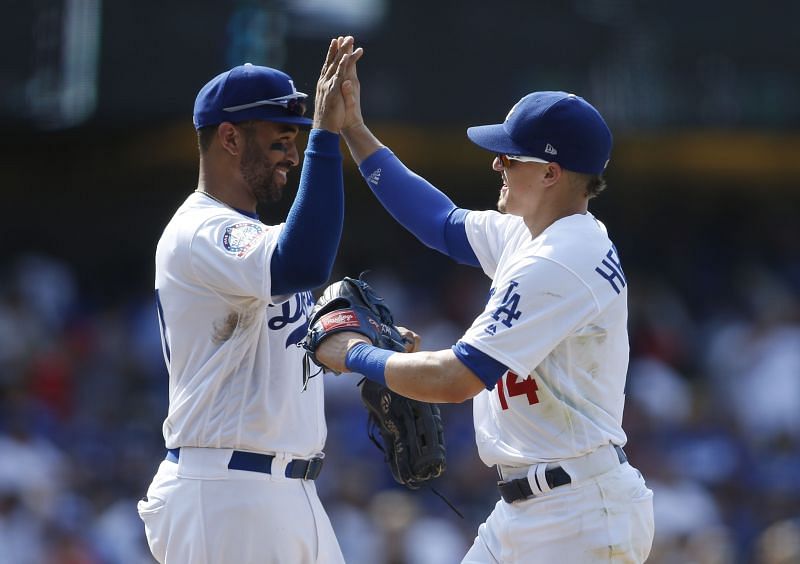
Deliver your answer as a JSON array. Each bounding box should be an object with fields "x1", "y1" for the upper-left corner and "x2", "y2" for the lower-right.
[{"x1": 496, "y1": 371, "x2": 539, "y2": 410}]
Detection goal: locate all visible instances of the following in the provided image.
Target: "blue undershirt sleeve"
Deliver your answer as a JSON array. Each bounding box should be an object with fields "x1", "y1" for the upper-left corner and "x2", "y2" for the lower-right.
[
  {"x1": 451, "y1": 340, "x2": 509, "y2": 390},
  {"x1": 271, "y1": 129, "x2": 343, "y2": 296},
  {"x1": 359, "y1": 148, "x2": 479, "y2": 267}
]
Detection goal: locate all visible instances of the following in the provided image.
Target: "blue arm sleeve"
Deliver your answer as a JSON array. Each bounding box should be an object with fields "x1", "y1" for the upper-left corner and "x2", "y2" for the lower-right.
[
  {"x1": 359, "y1": 148, "x2": 479, "y2": 267},
  {"x1": 271, "y1": 129, "x2": 343, "y2": 296},
  {"x1": 451, "y1": 341, "x2": 509, "y2": 390}
]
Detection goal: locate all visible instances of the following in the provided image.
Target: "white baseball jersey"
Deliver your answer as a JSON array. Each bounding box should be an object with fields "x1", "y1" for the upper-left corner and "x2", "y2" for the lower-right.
[
  {"x1": 461, "y1": 211, "x2": 629, "y2": 466},
  {"x1": 154, "y1": 191, "x2": 325, "y2": 457}
]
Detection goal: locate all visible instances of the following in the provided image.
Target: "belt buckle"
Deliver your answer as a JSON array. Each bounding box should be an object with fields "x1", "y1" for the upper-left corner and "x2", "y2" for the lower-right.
[{"x1": 304, "y1": 457, "x2": 323, "y2": 480}]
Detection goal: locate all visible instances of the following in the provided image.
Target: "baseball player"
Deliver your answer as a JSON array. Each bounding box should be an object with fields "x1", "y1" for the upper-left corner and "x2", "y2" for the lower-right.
[
  {"x1": 137, "y1": 37, "x2": 362, "y2": 563},
  {"x1": 316, "y1": 54, "x2": 655, "y2": 562}
]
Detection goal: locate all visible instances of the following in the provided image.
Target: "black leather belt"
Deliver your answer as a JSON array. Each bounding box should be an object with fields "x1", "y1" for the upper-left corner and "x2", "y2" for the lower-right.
[
  {"x1": 166, "y1": 448, "x2": 324, "y2": 480},
  {"x1": 498, "y1": 445, "x2": 627, "y2": 503}
]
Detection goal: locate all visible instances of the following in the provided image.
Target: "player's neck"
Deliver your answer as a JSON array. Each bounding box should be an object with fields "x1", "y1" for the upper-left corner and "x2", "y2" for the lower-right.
[
  {"x1": 197, "y1": 160, "x2": 257, "y2": 213},
  {"x1": 523, "y1": 198, "x2": 588, "y2": 238}
]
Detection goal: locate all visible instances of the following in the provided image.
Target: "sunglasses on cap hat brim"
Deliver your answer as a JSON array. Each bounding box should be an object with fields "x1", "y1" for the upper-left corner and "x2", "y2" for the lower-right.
[
  {"x1": 223, "y1": 92, "x2": 308, "y2": 117},
  {"x1": 497, "y1": 154, "x2": 551, "y2": 166}
]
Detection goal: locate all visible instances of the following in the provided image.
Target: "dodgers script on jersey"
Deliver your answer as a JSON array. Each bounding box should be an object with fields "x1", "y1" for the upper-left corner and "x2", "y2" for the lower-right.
[
  {"x1": 461, "y1": 211, "x2": 629, "y2": 466},
  {"x1": 154, "y1": 192, "x2": 325, "y2": 457}
]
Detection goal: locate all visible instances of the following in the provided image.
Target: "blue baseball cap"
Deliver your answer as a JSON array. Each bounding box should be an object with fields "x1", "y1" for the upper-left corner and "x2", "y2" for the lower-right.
[
  {"x1": 466, "y1": 91, "x2": 612, "y2": 174},
  {"x1": 193, "y1": 63, "x2": 313, "y2": 129}
]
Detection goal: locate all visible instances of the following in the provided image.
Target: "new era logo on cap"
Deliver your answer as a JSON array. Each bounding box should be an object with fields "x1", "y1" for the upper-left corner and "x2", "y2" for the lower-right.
[{"x1": 466, "y1": 91, "x2": 612, "y2": 175}]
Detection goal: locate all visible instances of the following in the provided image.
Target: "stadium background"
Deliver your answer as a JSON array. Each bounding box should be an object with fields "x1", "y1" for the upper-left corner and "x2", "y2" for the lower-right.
[{"x1": 1, "y1": 1, "x2": 799, "y2": 562}]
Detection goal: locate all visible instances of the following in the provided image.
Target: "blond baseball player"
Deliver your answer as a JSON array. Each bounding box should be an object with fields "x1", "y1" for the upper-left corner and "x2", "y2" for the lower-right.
[
  {"x1": 138, "y1": 37, "x2": 362, "y2": 563},
  {"x1": 315, "y1": 52, "x2": 655, "y2": 562}
]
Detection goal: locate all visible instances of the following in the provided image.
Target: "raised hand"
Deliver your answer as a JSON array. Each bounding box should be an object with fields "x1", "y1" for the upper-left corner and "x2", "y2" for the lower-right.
[
  {"x1": 335, "y1": 41, "x2": 381, "y2": 165},
  {"x1": 340, "y1": 42, "x2": 364, "y2": 133},
  {"x1": 314, "y1": 36, "x2": 364, "y2": 133}
]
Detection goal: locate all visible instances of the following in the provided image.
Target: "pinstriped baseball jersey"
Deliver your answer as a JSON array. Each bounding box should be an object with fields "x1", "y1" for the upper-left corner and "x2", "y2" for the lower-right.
[
  {"x1": 461, "y1": 211, "x2": 629, "y2": 466},
  {"x1": 154, "y1": 192, "x2": 325, "y2": 457}
]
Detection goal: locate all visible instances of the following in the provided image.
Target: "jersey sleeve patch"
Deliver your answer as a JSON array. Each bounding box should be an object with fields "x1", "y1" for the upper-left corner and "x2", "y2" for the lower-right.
[{"x1": 222, "y1": 222, "x2": 266, "y2": 258}]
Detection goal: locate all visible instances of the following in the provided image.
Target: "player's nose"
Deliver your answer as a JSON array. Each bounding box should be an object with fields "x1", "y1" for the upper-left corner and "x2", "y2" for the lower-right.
[
  {"x1": 492, "y1": 155, "x2": 504, "y2": 171},
  {"x1": 286, "y1": 143, "x2": 300, "y2": 167}
]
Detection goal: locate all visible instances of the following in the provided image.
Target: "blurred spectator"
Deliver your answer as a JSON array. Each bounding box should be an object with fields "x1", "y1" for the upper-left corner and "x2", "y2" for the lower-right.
[
  {"x1": 0, "y1": 425, "x2": 65, "y2": 519},
  {"x1": 91, "y1": 498, "x2": 153, "y2": 564},
  {"x1": 0, "y1": 247, "x2": 799, "y2": 562},
  {"x1": 649, "y1": 477, "x2": 722, "y2": 540},
  {"x1": 12, "y1": 255, "x2": 77, "y2": 336},
  {"x1": 754, "y1": 518, "x2": 800, "y2": 564},
  {"x1": 628, "y1": 357, "x2": 692, "y2": 425},
  {"x1": 0, "y1": 489, "x2": 45, "y2": 564},
  {"x1": 704, "y1": 268, "x2": 800, "y2": 443},
  {"x1": 403, "y1": 516, "x2": 467, "y2": 564}
]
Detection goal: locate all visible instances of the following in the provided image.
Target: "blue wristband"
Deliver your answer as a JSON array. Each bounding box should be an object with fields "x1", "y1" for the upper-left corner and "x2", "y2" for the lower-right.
[{"x1": 345, "y1": 342, "x2": 395, "y2": 385}]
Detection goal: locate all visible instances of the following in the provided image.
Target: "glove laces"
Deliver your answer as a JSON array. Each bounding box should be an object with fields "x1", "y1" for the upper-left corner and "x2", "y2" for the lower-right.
[{"x1": 299, "y1": 347, "x2": 324, "y2": 391}]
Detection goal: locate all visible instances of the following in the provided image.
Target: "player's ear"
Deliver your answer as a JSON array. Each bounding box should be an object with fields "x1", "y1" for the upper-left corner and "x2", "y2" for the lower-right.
[
  {"x1": 217, "y1": 122, "x2": 242, "y2": 157},
  {"x1": 542, "y1": 162, "x2": 562, "y2": 187}
]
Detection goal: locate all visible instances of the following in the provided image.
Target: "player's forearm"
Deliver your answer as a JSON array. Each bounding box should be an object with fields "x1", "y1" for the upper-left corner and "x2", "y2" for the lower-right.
[
  {"x1": 354, "y1": 147, "x2": 481, "y2": 267},
  {"x1": 386, "y1": 350, "x2": 482, "y2": 403},
  {"x1": 346, "y1": 344, "x2": 485, "y2": 403},
  {"x1": 341, "y1": 123, "x2": 383, "y2": 164},
  {"x1": 271, "y1": 129, "x2": 343, "y2": 294}
]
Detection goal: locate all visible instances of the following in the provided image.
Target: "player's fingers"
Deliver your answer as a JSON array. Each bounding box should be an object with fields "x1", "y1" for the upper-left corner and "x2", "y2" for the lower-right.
[
  {"x1": 344, "y1": 47, "x2": 364, "y2": 79},
  {"x1": 341, "y1": 79, "x2": 362, "y2": 119},
  {"x1": 324, "y1": 36, "x2": 353, "y2": 82},
  {"x1": 331, "y1": 52, "x2": 352, "y2": 88},
  {"x1": 342, "y1": 77, "x2": 361, "y2": 112},
  {"x1": 397, "y1": 327, "x2": 421, "y2": 353},
  {"x1": 322, "y1": 39, "x2": 343, "y2": 82},
  {"x1": 338, "y1": 37, "x2": 354, "y2": 59},
  {"x1": 319, "y1": 38, "x2": 338, "y2": 78},
  {"x1": 341, "y1": 79, "x2": 354, "y2": 101}
]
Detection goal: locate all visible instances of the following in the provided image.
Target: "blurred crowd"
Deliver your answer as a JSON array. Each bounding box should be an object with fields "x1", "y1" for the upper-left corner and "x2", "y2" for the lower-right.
[{"x1": 0, "y1": 251, "x2": 798, "y2": 564}]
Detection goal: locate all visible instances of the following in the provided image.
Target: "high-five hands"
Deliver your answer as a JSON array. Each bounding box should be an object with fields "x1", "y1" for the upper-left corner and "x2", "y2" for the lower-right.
[
  {"x1": 339, "y1": 38, "x2": 364, "y2": 133},
  {"x1": 314, "y1": 36, "x2": 364, "y2": 134}
]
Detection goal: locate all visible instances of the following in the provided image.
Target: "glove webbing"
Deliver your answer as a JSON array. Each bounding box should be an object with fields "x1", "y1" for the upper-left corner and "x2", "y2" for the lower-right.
[{"x1": 364, "y1": 396, "x2": 464, "y2": 519}]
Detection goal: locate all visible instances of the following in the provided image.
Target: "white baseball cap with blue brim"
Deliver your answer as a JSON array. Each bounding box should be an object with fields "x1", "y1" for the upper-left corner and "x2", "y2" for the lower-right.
[
  {"x1": 466, "y1": 91, "x2": 612, "y2": 175},
  {"x1": 193, "y1": 63, "x2": 313, "y2": 129}
]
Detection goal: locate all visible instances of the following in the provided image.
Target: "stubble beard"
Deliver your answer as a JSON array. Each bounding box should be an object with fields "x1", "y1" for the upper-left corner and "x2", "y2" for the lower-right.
[{"x1": 240, "y1": 135, "x2": 283, "y2": 205}]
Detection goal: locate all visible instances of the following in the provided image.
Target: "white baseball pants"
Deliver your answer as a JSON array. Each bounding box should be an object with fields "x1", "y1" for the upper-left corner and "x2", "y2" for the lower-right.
[
  {"x1": 138, "y1": 448, "x2": 344, "y2": 564},
  {"x1": 463, "y1": 458, "x2": 654, "y2": 563}
]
